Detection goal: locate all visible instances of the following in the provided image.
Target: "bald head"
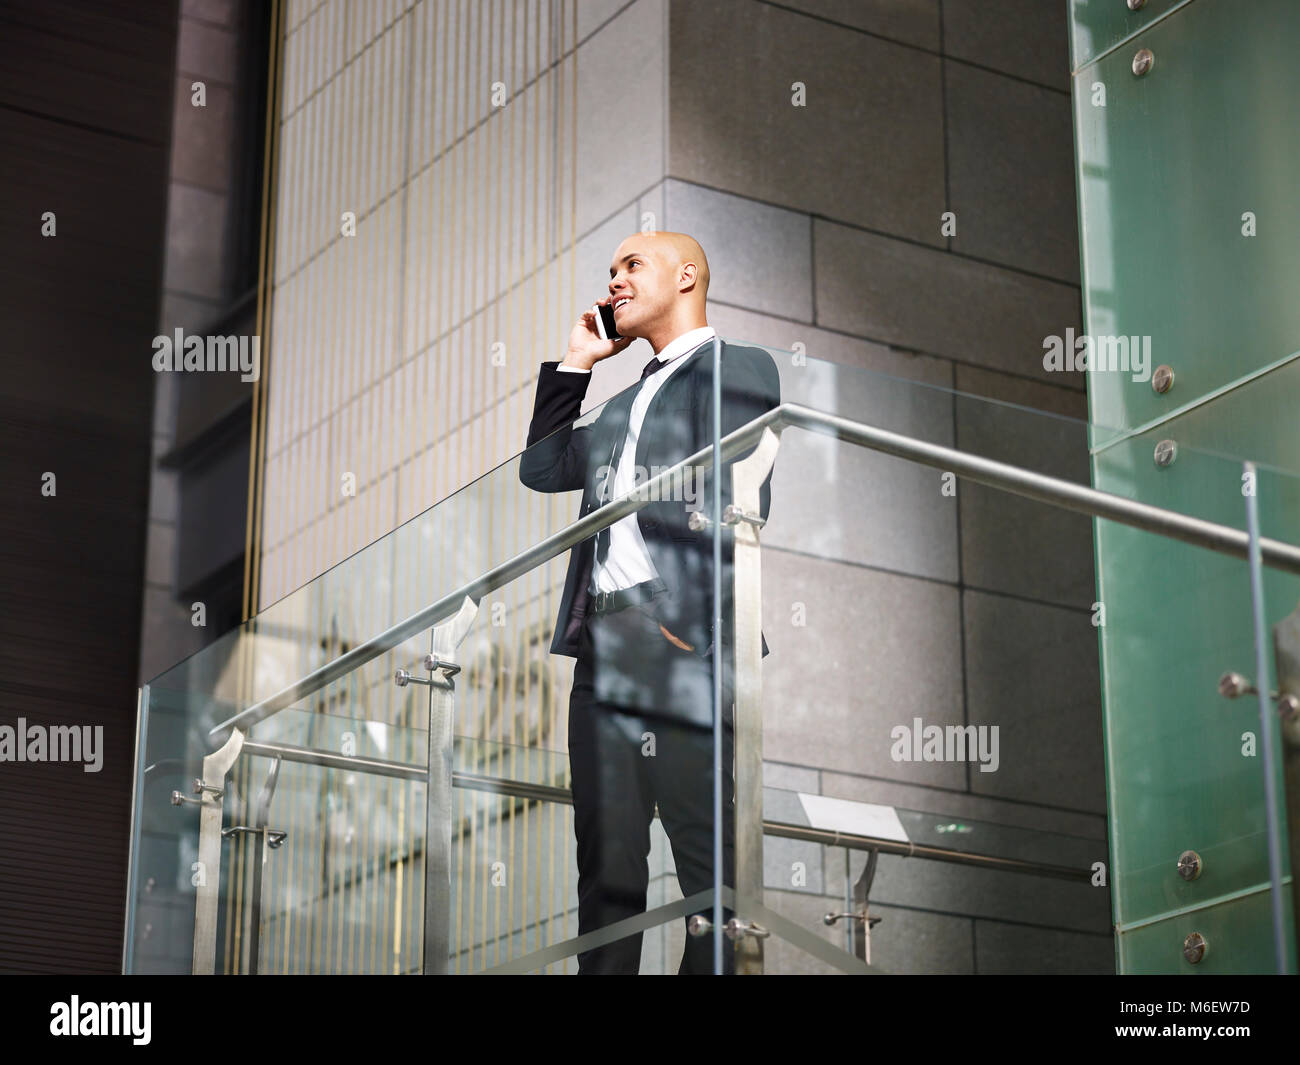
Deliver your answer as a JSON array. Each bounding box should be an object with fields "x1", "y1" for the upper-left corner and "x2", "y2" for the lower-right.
[
  {"x1": 610, "y1": 232, "x2": 709, "y2": 301},
  {"x1": 606, "y1": 232, "x2": 711, "y2": 353},
  {"x1": 652, "y1": 231, "x2": 710, "y2": 300}
]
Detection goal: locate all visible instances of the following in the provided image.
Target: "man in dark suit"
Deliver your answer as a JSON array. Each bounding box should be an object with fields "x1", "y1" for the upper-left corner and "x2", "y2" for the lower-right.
[{"x1": 518, "y1": 232, "x2": 780, "y2": 973}]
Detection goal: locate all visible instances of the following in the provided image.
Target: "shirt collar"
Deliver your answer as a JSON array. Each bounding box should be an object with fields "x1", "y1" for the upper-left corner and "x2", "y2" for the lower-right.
[{"x1": 655, "y1": 325, "x2": 716, "y2": 365}]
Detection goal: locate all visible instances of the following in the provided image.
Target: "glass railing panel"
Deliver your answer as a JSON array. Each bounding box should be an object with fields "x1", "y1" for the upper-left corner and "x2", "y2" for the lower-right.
[
  {"x1": 1220, "y1": 458, "x2": 1300, "y2": 975},
  {"x1": 1090, "y1": 430, "x2": 1297, "y2": 975},
  {"x1": 759, "y1": 786, "x2": 1104, "y2": 973},
  {"x1": 129, "y1": 371, "x2": 637, "y2": 972},
  {"x1": 236, "y1": 732, "x2": 582, "y2": 975},
  {"x1": 236, "y1": 743, "x2": 417, "y2": 975},
  {"x1": 703, "y1": 338, "x2": 1109, "y2": 971},
  {"x1": 238, "y1": 701, "x2": 577, "y2": 974},
  {"x1": 133, "y1": 412, "x2": 725, "y2": 974},
  {"x1": 712, "y1": 336, "x2": 1299, "y2": 973},
  {"x1": 128, "y1": 338, "x2": 1300, "y2": 973}
]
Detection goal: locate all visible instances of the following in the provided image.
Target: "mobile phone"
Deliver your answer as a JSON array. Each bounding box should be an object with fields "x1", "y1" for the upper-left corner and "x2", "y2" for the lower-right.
[{"x1": 594, "y1": 300, "x2": 621, "y2": 341}]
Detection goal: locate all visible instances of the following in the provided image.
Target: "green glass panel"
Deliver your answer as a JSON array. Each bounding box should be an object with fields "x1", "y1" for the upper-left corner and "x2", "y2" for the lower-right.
[
  {"x1": 1069, "y1": 0, "x2": 1190, "y2": 72},
  {"x1": 1073, "y1": 0, "x2": 1300, "y2": 433},
  {"x1": 1090, "y1": 355, "x2": 1300, "y2": 476},
  {"x1": 1118, "y1": 885, "x2": 1296, "y2": 974},
  {"x1": 1092, "y1": 433, "x2": 1299, "y2": 968}
]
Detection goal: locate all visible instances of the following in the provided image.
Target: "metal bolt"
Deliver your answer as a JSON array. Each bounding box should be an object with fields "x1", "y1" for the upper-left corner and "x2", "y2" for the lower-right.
[
  {"x1": 1127, "y1": 0, "x2": 1147, "y2": 11},
  {"x1": 1177, "y1": 850, "x2": 1202, "y2": 881},
  {"x1": 1218, "y1": 671, "x2": 1255, "y2": 698},
  {"x1": 722, "y1": 504, "x2": 766, "y2": 529},
  {"x1": 1132, "y1": 48, "x2": 1154, "y2": 77},
  {"x1": 1151, "y1": 364, "x2": 1174, "y2": 393},
  {"x1": 1183, "y1": 931, "x2": 1207, "y2": 964},
  {"x1": 688, "y1": 510, "x2": 711, "y2": 532},
  {"x1": 687, "y1": 915, "x2": 712, "y2": 937},
  {"x1": 1153, "y1": 439, "x2": 1177, "y2": 467},
  {"x1": 1278, "y1": 693, "x2": 1300, "y2": 748},
  {"x1": 724, "y1": 918, "x2": 771, "y2": 940},
  {"x1": 423, "y1": 653, "x2": 461, "y2": 677}
]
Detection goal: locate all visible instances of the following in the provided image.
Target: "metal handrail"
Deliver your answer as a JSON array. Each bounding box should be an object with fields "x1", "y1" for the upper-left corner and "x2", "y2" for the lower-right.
[
  {"x1": 208, "y1": 405, "x2": 789, "y2": 740},
  {"x1": 239, "y1": 738, "x2": 1092, "y2": 882},
  {"x1": 209, "y1": 400, "x2": 1300, "y2": 741}
]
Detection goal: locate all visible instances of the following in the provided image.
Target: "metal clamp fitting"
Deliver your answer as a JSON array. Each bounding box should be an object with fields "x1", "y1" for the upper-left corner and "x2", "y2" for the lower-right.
[
  {"x1": 423, "y1": 654, "x2": 462, "y2": 677},
  {"x1": 170, "y1": 777, "x2": 223, "y2": 806},
  {"x1": 724, "y1": 918, "x2": 770, "y2": 941},
  {"x1": 824, "y1": 911, "x2": 883, "y2": 928},
  {"x1": 721, "y1": 504, "x2": 765, "y2": 529},
  {"x1": 1218, "y1": 671, "x2": 1295, "y2": 706},
  {"x1": 221, "y1": 826, "x2": 288, "y2": 849}
]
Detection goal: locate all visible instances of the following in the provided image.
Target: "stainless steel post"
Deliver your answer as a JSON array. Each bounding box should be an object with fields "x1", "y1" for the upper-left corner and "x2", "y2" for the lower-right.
[
  {"x1": 730, "y1": 427, "x2": 781, "y2": 974},
  {"x1": 1244, "y1": 461, "x2": 1288, "y2": 973},
  {"x1": 122, "y1": 685, "x2": 147, "y2": 973},
  {"x1": 422, "y1": 596, "x2": 477, "y2": 975},
  {"x1": 192, "y1": 728, "x2": 245, "y2": 975}
]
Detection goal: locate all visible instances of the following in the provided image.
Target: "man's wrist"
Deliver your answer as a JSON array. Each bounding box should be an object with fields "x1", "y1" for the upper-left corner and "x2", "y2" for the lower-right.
[{"x1": 557, "y1": 353, "x2": 594, "y2": 372}]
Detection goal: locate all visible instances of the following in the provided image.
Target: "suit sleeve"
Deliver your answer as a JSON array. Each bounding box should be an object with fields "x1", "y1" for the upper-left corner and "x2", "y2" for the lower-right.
[{"x1": 518, "y1": 362, "x2": 594, "y2": 493}]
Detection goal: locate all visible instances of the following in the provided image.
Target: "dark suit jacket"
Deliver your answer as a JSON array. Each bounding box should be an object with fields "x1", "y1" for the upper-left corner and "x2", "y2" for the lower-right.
[{"x1": 518, "y1": 338, "x2": 781, "y2": 663}]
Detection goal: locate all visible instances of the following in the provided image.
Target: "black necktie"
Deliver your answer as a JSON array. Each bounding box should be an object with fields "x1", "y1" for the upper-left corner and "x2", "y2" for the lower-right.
[{"x1": 594, "y1": 358, "x2": 668, "y2": 574}]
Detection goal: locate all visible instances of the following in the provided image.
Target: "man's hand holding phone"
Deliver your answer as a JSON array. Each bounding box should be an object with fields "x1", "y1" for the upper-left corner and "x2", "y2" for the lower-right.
[{"x1": 560, "y1": 295, "x2": 634, "y2": 371}]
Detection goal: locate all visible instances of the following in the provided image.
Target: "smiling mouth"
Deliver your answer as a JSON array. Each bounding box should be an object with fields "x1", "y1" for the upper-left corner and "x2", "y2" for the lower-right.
[{"x1": 613, "y1": 298, "x2": 632, "y2": 313}]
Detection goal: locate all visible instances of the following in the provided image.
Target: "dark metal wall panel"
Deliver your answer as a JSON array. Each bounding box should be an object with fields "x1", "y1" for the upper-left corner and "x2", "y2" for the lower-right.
[{"x1": 0, "y1": 0, "x2": 178, "y2": 973}]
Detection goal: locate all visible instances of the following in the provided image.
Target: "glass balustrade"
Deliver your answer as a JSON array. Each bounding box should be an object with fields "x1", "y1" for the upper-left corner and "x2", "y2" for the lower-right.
[{"x1": 126, "y1": 337, "x2": 1300, "y2": 974}]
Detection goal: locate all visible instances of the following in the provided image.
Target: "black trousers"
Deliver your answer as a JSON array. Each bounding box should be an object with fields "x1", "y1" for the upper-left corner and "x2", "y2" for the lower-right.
[{"x1": 568, "y1": 603, "x2": 736, "y2": 974}]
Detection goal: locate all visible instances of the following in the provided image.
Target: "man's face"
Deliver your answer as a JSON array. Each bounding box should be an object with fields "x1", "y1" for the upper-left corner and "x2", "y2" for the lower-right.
[{"x1": 607, "y1": 240, "x2": 673, "y2": 338}]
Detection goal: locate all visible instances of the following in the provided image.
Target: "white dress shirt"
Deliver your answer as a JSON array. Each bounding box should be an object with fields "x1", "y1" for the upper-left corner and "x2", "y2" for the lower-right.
[{"x1": 559, "y1": 326, "x2": 716, "y2": 592}]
